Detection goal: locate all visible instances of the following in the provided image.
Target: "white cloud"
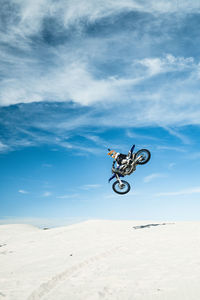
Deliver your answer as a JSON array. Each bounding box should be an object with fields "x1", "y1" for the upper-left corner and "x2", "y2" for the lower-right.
[
  {"x1": 42, "y1": 163, "x2": 52, "y2": 168},
  {"x1": 43, "y1": 191, "x2": 52, "y2": 197},
  {"x1": 2, "y1": 53, "x2": 196, "y2": 127},
  {"x1": 1, "y1": 1, "x2": 200, "y2": 129},
  {"x1": 0, "y1": 0, "x2": 141, "y2": 57},
  {"x1": 15, "y1": 0, "x2": 198, "y2": 40},
  {"x1": 168, "y1": 162, "x2": 176, "y2": 169},
  {"x1": 133, "y1": 54, "x2": 195, "y2": 76},
  {"x1": 59, "y1": 141, "x2": 103, "y2": 155},
  {"x1": 136, "y1": 0, "x2": 200, "y2": 13},
  {"x1": 81, "y1": 184, "x2": 102, "y2": 190},
  {"x1": 156, "y1": 146, "x2": 186, "y2": 153},
  {"x1": 144, "y1": 173, "x2": 167, "y2": 183},
  {"x1": 18, "y1": 189, "x2": 29, "y2": 194},
  {"x1": 0, "y1": 141, "x2": 9, "y2": 152},
  {"x1": 189, "y1": 152, "x2": 200, "y2": 160},
  {"x1": 82, "y1": 134, "x2": 116, "y2": 149},
  {"x1": 8, "y1": 0, "x2": 200, "y2": 39},
  {"x1": 162, "y1": 126, "x2": 191, "y2": 144},
  {"x1": 126, "y1": 130, "x2": 159, "y2": 141},
  {"x1": 155, "y1": 187, "x2": 200, "y2": 197},
  {"x1": 56, "y1": 194, "x2": 79, "y2": 199},
  {"x1": 0, "y1": 60, "x2": 144, "y2": 106}
]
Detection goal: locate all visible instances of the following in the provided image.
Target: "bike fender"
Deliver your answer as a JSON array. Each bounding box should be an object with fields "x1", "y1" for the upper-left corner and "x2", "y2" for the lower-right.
[{"x1": 108, "y1": 174, "x2": 116, "y2": 182}]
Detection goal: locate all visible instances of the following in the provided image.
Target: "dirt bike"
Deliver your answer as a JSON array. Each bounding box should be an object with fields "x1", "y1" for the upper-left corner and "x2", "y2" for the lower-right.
[{"x1": 108, "y1": 145, "x2": 151, "y2": 195}]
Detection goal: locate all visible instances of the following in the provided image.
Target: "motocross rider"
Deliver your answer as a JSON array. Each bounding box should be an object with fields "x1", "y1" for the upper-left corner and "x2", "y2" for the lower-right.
[
  {"x1": 107, "y1": 145, "x2": 135, "y2": 173},
  {"x1": 107, "y1": 149, "x2": 130, "y2": 173}
]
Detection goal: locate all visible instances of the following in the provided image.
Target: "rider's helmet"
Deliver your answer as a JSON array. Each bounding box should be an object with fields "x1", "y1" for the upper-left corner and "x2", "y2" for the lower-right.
[{"x1": 107, "y1": 149, "x2": 118, "y2": 159}]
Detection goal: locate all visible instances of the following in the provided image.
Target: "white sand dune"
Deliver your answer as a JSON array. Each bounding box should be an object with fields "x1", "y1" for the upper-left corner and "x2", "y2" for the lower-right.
[{"x1": 0, "y1": 220, "x2": 200, "y2": 300}]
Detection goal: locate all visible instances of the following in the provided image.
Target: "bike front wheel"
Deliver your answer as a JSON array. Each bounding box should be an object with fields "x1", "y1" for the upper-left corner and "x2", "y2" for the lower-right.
[
  {"x1": 135, "y1": 149, "x2": 151, "y2": 165},
  {"x1": 112, "y1": 180, "x2": 131, "y2": 195}
]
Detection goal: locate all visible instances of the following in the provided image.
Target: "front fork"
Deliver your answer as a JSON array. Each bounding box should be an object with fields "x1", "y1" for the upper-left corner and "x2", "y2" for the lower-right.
[
  {"x1": 133, "y1": 154, "x2": 143, "y2": 164},
  {"x1": 116, "y1": 174, "x2": 124, "y2": 188}
]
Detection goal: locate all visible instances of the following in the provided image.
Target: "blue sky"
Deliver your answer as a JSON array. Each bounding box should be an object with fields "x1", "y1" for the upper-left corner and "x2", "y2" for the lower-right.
[{"x1": 1, "y1": 0, "x2": 200, "y2": 226}]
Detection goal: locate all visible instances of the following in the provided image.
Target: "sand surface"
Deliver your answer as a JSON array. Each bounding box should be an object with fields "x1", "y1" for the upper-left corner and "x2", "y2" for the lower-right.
[{"x1": 0, "y1": 220, "x2": 200, "y2": 300}]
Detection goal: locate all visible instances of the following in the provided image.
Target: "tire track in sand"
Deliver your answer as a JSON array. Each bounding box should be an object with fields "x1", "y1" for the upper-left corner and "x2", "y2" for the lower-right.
[{"x1": 27, "y1": 246, "x2": 123, "y2": 300}]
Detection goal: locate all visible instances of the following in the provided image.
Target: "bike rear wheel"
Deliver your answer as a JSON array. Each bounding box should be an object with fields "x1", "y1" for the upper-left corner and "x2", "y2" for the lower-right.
[{"x1": 112, "y1": 180, "x2": 131, "y2": 195}]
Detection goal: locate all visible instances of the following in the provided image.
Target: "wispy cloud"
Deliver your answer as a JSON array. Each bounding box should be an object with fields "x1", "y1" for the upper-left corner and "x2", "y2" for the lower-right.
[
  {"x1": 18, "y1": 189, "x2": 29, "y2": 194},
  {"x1": 133, "y1": 55, "x2": 195, "y2": 76},
  {"x1": 42, "y1": 163, "x2": 52, "y2": 168},
  {"x1": 58, "y1": 141, "x2": 102, "y2": 155},
  {"x1": 42, "y1": 191, "x2": 52, "y2": 197},
  {"x1": 155, "y1": 187, "x2": 200, "y2": 197},
  {"x1": 81, "y1": 184, "x2": 102, "y2": 190},
  {"x1": 83, "y1": 135, "x2": 108, "y2": 147},
  {"x1": 0, "y1": 1, "x2": 200, "y2": 113},
  {"x1": 162, "y1": 126, "x2": 191, "y2": 144},
  {"x1": 189, "y1": 152, "x2": 200, "y2": 160},
  {"x1": 144, "y1": 173, "x2": 167, "y2": 183},
  {"x1": 0, "y1": 141, "x2": 9, "y2": 152},
  {"x1": 56, "y1": 194, "x2": 79, "y2": 199},
  {"x1": 1, "y1": 1, "x2": 200, "y2": 153},
  {"x1": 156, "y1": 146, "x2": 186, "y2": 153},
  {"x1": 126, "y1": 130, "x2": 159, "y2": 141},
  {"x1": 168, "y1": 162, "x2": 176, "y2": 169}
]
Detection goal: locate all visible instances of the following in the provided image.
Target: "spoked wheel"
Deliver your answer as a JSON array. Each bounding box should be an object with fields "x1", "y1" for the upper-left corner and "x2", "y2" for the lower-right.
[
  {"x1": 135, "y1": 149, "x2": 151, "y2": 165},
  {"x1": 112, "y1": 180, "x2": 131, "y2": 195}
]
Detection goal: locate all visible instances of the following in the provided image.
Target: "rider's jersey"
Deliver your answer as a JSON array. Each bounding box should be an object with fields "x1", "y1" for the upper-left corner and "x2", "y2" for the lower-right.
[
  {"x1": 115, "y1": 153, "x2": 127, "y2": 164},
  {"x1": 108, "y1": 150, "x2": 127, "y2": 165}
]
